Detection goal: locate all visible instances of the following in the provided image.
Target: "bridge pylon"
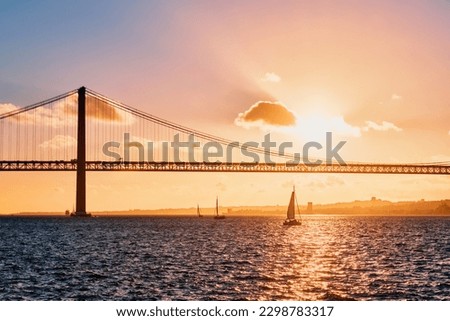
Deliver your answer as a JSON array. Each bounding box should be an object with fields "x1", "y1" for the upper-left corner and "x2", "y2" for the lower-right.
[{"x1": 71, "y1": 86, "x2": 91, "y2": 217}]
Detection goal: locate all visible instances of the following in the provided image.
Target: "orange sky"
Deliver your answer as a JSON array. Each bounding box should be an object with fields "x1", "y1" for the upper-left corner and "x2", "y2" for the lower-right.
[{"x1": 0, "y1": 0, "x2": 449, "y2": 213}]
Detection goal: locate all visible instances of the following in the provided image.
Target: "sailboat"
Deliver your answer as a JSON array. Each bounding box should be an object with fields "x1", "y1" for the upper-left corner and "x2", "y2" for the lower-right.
[
  {"x1": 197, "y1": 204, "x2": 203, "y2": 218},
  {"x1": 214, "y1": 196, "x2": 225, "y2": 219},
  {"x1": 283, "y1": 186, "x2": 301, "y2": 226}
]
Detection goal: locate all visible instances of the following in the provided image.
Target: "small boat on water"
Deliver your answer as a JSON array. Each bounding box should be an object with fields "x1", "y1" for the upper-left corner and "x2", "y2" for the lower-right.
[
  {"x1": 214, "y1": 197, "x2": 225, "y2": 219},
  {"x1": 69, "y1": 204, "x2": 92, "y2": 217},
  {"x1": 197, "y1": 204, "x2": 203, "y2": 218},
  {"x1": 70, "y1": 212, "x2": 92, "y2": 217},
  {"x1": 283, "y1": 186, "x2": 301, "y2": 226}
]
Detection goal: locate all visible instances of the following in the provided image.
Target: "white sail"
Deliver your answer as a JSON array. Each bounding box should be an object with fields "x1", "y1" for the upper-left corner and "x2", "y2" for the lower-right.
[{"x1": 287, "y1": 190, "x2": 296, "y2": 220}]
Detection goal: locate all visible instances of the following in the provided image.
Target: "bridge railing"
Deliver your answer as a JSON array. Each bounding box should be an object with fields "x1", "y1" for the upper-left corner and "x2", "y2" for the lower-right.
[{"x1": 1, "y1": 160, "x2": 449, "y2": 175}]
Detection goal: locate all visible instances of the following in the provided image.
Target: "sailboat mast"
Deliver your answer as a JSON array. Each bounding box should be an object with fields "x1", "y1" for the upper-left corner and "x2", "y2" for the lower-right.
[
  {"x1": 294, "y1": 187, "x2": 301, "y2": 219},
  {"x1": 216, "y1": 197, "x2": 218, "y2": 216}
]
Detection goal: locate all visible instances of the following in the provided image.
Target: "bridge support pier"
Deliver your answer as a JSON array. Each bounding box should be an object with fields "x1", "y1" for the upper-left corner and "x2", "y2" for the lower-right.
[{"x1": 72, "y1": 86, "x2": 91, "y2": 217}]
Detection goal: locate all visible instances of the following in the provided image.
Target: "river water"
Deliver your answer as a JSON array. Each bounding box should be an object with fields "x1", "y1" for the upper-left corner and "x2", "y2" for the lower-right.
[{"x1": 0, "y1": 215, "x2": 448, "y2": 300}]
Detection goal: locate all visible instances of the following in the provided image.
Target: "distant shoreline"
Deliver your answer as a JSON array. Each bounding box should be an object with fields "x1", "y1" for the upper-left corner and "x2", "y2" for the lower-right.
[
  {"x1": 1, "y1": 213, "x2": 450, "y2": 218},
  {"x1": 2, "y1": 197, "x2": 449, "y2": 217}
]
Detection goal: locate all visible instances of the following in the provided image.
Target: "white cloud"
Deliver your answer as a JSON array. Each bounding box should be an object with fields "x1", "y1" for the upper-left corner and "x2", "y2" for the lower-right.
[
  {"x1": 261, "y1": 72, "x2": 281, "y2": 83},
  {"x1": 391, "y1": 94, "x2": 402, "y2": 100},
  {"x1": 1, "y1": 94, "x2": 134, "y2": 127},
  {"x1": 1, "y1": 94, "x2": 78, "y2": 127},
  {"x1": 0, "y1": 103, "x2": 18, "y2": 114},
  {"x1": 363, "y1": 121, "x2": 402, "y2": 132},
  {"x1": 39, "y1": 135, "x2": 77, "y2": 150}
]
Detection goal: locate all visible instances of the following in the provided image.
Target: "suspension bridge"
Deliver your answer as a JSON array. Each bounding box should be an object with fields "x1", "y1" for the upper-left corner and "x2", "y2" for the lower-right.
[{"x1": 1, "y1": 87, "x2": 449, "y2": 216}]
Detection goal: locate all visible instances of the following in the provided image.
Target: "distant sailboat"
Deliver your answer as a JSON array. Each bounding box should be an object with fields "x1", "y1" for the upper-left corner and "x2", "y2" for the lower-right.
[
  {"x1": 197, "y1": 204, "x2": 203, "y2": 218},
  {"x1": 283, "y1": 186, "x2": 301, "y2": 226},
  {"x1": 214, "y1": 196, "x2": 225, "y2": 219},
  {"x1": 69, "y1": 203, "x2": 91, "y2": 217}
]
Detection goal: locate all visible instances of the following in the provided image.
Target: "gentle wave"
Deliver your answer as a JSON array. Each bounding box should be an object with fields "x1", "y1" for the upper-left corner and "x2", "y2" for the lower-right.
[{"x1": 0, "y1": 215, "x2": 449, "y2": 300}]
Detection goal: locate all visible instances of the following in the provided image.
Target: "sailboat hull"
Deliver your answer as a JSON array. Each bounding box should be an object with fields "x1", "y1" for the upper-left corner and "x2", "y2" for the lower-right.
[
  {"x1": 214, "y1": 215, "x2": 226, "y2": 219},
  {"x1": 283, "y1": 219, "x2": 301, "y2": 226}
]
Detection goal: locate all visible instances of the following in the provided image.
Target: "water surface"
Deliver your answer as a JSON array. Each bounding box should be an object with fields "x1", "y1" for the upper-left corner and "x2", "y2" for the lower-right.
[{"x1": 0, "y1": 215, "x2": 448, "y2": 300}]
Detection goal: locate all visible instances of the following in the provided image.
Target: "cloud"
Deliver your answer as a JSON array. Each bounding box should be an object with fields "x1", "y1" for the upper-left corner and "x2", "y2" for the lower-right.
[
  {"x1": 261, "y1": 72, "x2": 281, "y2": 83},
  {"x1": 86, "y1": 96, "x2": 123, "y2": 121},
  {"x1": 236, "y1": 103, "x2": 403, "y2": 138},
  {"x1": 66, "y1": 95, "x2": 132, "y2": 123},
  {"x1": 39, "y1": 135, "x2": 77, "y2": 150},
  {"x1": 391, "y1": 94, "x2": 402, "y2": 100},
  {"x1": 0, "y1": 103, "x2": 18, "y2": 114},
  {"x1": 1, "y1": 94, "x2": 133, "y2": 127},
  {"x1": 234, "y1": 101, "x2": 360, "y2": 139},
  {"x1": 1, "y1": 101, "x2": 75, "y2": 128},
  {"x1": 363, "y1": 121, "x2": 402, "y2": 132},
  {"x1": 235, "y1": 101, "x2": 296, "y2": 128}
]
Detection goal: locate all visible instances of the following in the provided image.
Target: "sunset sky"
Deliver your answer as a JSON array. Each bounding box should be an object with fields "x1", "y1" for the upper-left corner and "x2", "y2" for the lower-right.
[{"x1": 0, "y1": 0, "x2": 449, "y2": 213}]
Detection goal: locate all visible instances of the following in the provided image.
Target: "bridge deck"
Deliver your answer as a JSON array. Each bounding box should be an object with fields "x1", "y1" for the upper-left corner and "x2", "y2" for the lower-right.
[{"x1": 0, "y1": 161, "x2": 449, "y2": 175}]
